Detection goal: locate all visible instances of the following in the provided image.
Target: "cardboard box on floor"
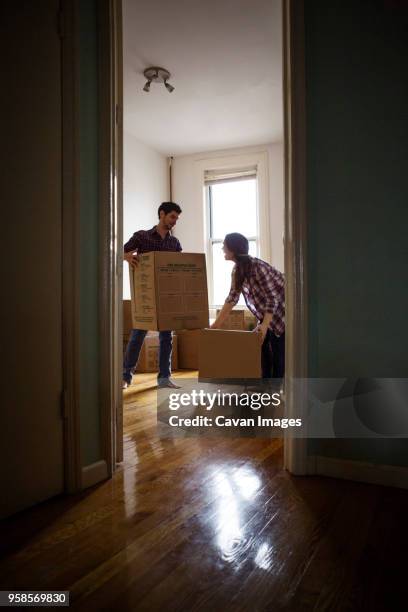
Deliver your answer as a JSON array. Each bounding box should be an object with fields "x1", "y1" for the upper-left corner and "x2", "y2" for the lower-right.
[
  {"x1": 136, "y1": 332, "x2": 178, "y2": 373},
  {"x1": 199, "y1": 329, "x2": 262, "y2": 380},
  {"x1": 177, "y1": 329, "x2": 201, "y2": 369},
  {"x1": 216, "y1": 309, "x2": 245, "y2": 330},
  {"x1": 130, "y1": 252, "x2": 209, "y2": 331}
]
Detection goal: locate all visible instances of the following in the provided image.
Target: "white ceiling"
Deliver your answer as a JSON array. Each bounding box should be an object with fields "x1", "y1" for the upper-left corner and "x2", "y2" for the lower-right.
[{"x1": 123, "y1": 0, "x2": 283, "y2": 156}]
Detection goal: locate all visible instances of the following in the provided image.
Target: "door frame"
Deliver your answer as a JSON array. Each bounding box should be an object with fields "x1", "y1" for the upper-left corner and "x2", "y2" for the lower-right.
[
  {"x1": 282, "y1": 0, "x2": 309, "y2": 474},
  {"x1": 62, "y1": 0, "x2": 123, "y2": 491},
  {"x1": 105, "y1": 0, "x2": 310, "y2": 475},
  {"x1": 64, "y1": 0, "x2": 309, "y2": 485},
  {"x1": 98, "y1": 0, "x2": 124, "y2": 471}
]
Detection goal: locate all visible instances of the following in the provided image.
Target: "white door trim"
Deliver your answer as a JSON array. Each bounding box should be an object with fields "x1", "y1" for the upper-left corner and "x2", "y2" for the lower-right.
[{"x1": 99, "y1": 0, "x2": 124, "y2": 470}]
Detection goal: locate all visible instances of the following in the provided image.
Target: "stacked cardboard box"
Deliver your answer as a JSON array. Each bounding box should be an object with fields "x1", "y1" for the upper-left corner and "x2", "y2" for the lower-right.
[
  {"x1": 135, "y1": 332, "x2": 178, "y2": 373},
  {"x1": 215, "y1": 309, "x2": 245, "y2": 330},
  {"x1": 177, "y1": 329, "x2": 200, "y2": 370},
  {"x1": 213, "y1": 307, "x2": 257, "y2": 330},
  {"x1": 129, "y1": 252, "x2": 209, "y2": 331}
]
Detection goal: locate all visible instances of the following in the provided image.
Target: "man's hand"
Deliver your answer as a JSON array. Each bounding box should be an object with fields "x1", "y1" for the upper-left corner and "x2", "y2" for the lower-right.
[
  {"x1": 210, "y1": 321, "x2": 222, "y2": 329},
  {"x1": 124, "y1": 251, "x2": 139, "y2": 267}
]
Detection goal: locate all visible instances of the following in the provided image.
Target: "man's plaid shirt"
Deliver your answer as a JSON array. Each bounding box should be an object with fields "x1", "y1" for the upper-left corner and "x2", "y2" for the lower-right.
[
  {"x1": 124, "y1": 226, "x2": 182, "y2": 254},
  {"x1": 225, "y1": 256, "x2": 285, "y2": 337}
]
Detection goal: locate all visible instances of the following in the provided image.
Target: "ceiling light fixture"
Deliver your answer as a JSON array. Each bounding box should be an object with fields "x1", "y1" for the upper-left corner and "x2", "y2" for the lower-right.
[
  {"x1": 143, "y1": 67, "x2": 175, "y2": 93},
  {"x1": 164, "y1": 80, "x2": 175, "y2": 93}
]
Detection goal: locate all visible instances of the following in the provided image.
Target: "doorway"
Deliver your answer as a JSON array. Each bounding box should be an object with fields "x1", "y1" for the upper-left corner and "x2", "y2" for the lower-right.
[{"x1": 116, "y1": 0, "x2": 306, "y2": 472}]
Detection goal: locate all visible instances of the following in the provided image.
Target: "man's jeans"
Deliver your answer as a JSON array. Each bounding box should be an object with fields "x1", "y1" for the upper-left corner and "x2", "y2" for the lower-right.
[{"x1": 123, "y1": 329, "x2": 173, "y2": 384}]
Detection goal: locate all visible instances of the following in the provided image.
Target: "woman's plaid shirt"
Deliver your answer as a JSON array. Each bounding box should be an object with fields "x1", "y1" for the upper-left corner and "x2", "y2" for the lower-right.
[{"x1": 225, "y1": 257, "x2": 285, "y2": 337}]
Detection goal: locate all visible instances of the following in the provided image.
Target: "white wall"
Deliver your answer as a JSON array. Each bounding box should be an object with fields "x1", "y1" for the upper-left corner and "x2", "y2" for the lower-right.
[
  {"x1": 123, "y1": 132, "x2": 169, "y2": 297},
  {"x1": 266, "y1": 143, "x2": 285, "y2": 272},
  {"x1": 172, "y1": 142, "x2": 284, "y2": 272}
]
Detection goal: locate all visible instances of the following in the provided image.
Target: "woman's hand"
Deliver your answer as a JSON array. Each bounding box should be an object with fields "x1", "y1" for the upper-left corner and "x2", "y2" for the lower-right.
[
  {"x1": 254, "y1": 322, "x2": 268, "y2": 341},
  {"x1": 254, "y1": 313, "x2": 272, "y2": 341},
  {"x1": 210, "y1": 302, "x2": 233, "y2": 329}
]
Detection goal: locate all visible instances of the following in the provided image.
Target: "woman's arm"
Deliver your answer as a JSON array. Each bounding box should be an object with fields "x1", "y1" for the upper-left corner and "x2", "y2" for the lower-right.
[
  {"x1": 254, "y1": 312, "x2": 272, "y2": 340},
  {"x1": 252, "y1": 262, "x2": 283, "y2": 338},
  {"x1": 210, "y1": 268, "x2": 240, "y2": 328},
  {"x1": 210, "y1": 302, "x2": 234, "y2": 329}
]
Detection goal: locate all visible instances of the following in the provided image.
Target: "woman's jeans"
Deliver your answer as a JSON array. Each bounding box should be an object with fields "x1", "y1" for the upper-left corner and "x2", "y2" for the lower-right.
[
  {"x1": 123, "y1": 329, "x2": 173, "y2": 384},
  {"x1": 261, "y1": 329, "x2": 285, "y2": 380}
]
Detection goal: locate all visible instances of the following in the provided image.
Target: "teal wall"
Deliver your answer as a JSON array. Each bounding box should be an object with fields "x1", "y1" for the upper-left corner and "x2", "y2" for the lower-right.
[
  {"x1": 305, "y1": 1, "x2": 408, "y2": 464},
  {"x1": 79, "y1": 0, "x2": 101, "y2": 465}
]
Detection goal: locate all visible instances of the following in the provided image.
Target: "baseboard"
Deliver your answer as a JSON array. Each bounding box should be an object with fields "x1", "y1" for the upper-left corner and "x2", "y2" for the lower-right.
[
  {"x1": 311, "y1": 455, "x2": 408, "y2": 490},
  {"x1": 81, "y1": 460, "x2": 108, "y2": 489}
]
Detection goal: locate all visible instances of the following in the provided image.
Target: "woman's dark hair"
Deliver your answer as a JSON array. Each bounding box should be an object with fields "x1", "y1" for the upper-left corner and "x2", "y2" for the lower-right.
[
  {"x1": 224, "y1": 232, "x2": 252, "y2": 292},
  {"x1": 158, "y1": 202, "x2": 182, "y2": 218}
]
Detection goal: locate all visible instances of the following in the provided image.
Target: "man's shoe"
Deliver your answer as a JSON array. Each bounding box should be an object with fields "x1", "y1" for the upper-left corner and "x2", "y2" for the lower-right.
[{"x1": 157, "y1": 378, "x2": 181, "y2": 389}]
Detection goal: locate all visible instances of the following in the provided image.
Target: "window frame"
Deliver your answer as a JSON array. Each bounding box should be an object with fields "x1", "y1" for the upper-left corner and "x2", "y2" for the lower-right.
[{"x1": 197, "y1": 151, "x2": 270, "y2": 309}]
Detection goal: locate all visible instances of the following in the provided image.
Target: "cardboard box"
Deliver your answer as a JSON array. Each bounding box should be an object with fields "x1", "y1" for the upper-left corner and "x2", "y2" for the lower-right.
[
  {"x1": 123, "y1": 300, "x2": 133, "y2": 335},
  {"x1": 244, "y1": 311, "x2": 258, "y2": 331},
  {"x1": 216, "y1": 308, "x2": 245, "y2": 330},
  {"x1": 199, "y1": 329, "x2": 262, "y2": 380},
  {"x1": 130, "y1": 252, "x2": 209, "y2": 331},
  {"x1": 177, "y1": 329, "x2": 201, "y2": 369},
  {"x1": 136, "y1": 332, "x2": 178, "y2": 373}
]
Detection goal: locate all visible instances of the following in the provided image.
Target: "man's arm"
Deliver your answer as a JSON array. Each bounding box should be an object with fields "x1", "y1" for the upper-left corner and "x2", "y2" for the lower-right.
[
  {"x1": 124, "y1": 251, "x2": 139, "y2": 267},
  {"x1": 124, "y1": 232, "x2": 141, "y2": 267}
]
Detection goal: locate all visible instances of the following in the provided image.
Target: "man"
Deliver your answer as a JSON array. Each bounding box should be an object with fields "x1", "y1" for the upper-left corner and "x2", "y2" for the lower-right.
[{"x1": 123, "y1": 202, "x2": 182, "y2": 389}]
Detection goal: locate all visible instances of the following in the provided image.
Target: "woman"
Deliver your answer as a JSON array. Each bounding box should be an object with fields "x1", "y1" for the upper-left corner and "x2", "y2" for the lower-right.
[{"x1": 211, "y1": 232, "x2": 285, "y2": 380}]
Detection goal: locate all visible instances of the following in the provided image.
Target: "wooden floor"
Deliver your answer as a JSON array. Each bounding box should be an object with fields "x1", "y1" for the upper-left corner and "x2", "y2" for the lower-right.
[{"x1": 1, "y1": 371, "x2": 408, "y2": 611}]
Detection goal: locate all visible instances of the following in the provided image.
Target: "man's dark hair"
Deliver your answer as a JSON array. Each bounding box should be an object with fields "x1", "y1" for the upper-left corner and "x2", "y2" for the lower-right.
[{"x1": 158, "y1": 202, "x2": 182, "y2": 218}]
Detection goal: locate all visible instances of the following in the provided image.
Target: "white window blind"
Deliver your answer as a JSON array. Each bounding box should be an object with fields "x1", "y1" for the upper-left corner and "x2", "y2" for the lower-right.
[{"x1": 204, "y1": 166, "x2": 257, "y2": 186}]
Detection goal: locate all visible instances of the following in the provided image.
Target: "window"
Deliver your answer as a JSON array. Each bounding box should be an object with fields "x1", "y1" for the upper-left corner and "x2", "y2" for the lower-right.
[{"x1": 206, "y1": 168, "x2": 259, "y2": 306}]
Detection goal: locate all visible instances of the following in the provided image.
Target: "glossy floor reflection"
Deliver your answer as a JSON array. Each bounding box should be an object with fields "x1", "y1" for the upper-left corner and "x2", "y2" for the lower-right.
[{"x1": 1, "y1": 371, "x2": 408, "y2": 611}]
